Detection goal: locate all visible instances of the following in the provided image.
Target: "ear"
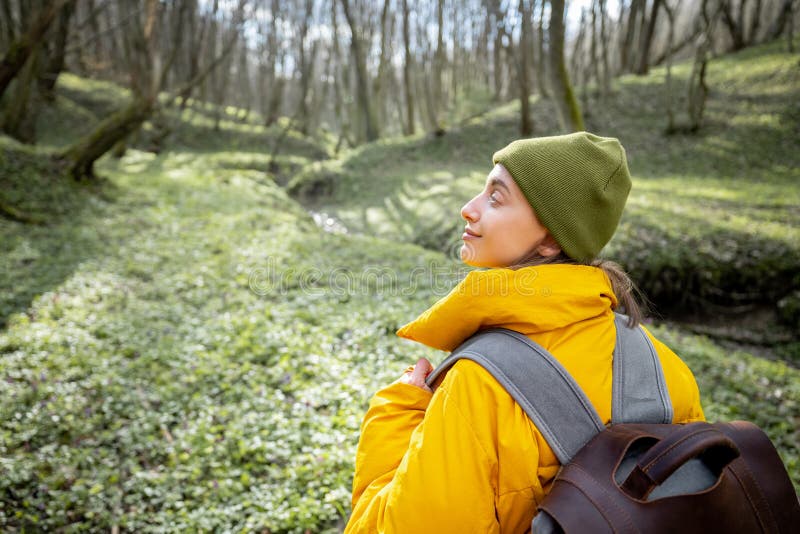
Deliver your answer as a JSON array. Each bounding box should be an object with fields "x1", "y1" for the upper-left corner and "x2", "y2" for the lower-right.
[{"x1": 536, "y1": 234, "x2": 562, "y2": 258}]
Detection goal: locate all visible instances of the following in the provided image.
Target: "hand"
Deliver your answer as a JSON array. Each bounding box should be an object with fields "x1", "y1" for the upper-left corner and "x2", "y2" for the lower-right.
[{"x1": 399, "y1": 358, "x2": 434, "y2": 393}]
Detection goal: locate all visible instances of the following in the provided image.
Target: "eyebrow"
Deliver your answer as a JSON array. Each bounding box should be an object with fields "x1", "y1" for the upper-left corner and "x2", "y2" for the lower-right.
[{"x1": 489, "y1": 177, "x2": 512, "y2": 193}]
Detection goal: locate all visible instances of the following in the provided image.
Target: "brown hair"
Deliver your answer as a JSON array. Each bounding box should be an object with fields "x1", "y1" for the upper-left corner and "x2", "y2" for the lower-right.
[{"x1": 508, "y1": 251, "x2": 647, "y2": 327}]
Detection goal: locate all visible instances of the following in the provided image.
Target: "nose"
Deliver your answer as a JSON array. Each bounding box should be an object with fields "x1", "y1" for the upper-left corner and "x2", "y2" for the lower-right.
[{"x1": 461, "y1": 194, "x2": 480, "y2": 222}]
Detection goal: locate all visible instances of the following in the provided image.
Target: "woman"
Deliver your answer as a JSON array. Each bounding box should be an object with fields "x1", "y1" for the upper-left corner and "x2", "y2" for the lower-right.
[{"x1": 344, "y1": 132, "x2": 705, "y2": 533}]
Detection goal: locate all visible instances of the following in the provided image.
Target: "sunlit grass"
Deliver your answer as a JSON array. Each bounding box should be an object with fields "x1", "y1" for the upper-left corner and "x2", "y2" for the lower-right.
[{"x1": 1, "y1": 36, "x2": 798, "y2": 531}]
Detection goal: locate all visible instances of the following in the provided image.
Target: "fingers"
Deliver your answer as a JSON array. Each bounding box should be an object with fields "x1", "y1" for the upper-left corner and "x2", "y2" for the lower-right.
[{"x1": 408, "y1": 358, "x2": 433, "y2": 392}]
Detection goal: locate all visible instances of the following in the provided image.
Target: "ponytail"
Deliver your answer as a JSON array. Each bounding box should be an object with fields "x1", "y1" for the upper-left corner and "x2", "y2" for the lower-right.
[{"x1": 590, "y1": 258, "x2": 647, "y2": 327}]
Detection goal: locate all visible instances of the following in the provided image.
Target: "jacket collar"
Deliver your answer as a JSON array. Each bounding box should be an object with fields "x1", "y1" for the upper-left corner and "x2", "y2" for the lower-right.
[{"x1": 397, "y1": 264, "x2": 618, "y2": 352}]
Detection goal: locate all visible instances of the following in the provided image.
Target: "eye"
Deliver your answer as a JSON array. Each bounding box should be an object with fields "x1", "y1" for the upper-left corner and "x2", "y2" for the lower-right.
[{"x1": 488, "y1": 191, "x2": 501, "y2": 205}]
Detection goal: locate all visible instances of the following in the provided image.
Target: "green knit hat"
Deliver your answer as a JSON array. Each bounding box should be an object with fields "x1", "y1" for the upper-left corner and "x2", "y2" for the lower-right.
[{"x1": 492, "y1": 131, "x2": 631, "y2": 261}]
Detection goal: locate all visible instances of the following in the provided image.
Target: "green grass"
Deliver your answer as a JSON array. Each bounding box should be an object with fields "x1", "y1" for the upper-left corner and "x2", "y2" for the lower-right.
[
  {"x1": 290, "y1": 38, "x2": 800, "y2": 337},
  {"x1": 2, "y1": 146, "x2": 798, "y2": 530},
  {"x1": 0, "y1": 146, "x2": 456, "y2": 530},
  {"x1": 1, "y1": 38, "x2": 799, "y2": 531}
]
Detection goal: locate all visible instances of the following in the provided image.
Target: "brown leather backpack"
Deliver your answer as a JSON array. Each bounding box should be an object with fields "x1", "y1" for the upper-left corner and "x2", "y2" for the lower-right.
[{"x1": 426, "y1": 314, "x2": 800, "y2": 533}]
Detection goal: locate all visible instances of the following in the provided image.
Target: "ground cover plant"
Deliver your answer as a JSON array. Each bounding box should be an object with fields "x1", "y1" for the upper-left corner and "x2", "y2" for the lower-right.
[
  {"x1": 1, "y1": 37, "x2": 798, "y2": 533},
  {"x1": 291, "y1": 39, "x2": 800, "y2": 352}
]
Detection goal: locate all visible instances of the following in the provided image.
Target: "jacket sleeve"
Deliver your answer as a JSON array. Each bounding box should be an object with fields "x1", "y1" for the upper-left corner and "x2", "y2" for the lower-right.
[{"x1": 345, "y1": 368, "x2": 501, "y2": 534}]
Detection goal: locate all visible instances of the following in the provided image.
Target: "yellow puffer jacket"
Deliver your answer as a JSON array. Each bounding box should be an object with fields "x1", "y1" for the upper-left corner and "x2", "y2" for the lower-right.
[{"x1": 345, "y1": 264, "x2": 705, "y2": 533}]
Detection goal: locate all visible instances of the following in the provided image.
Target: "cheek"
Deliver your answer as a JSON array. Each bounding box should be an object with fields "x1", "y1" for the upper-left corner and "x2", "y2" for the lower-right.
[{"x1": 500, "y1": 212, "x2": 546, "y2": 254}]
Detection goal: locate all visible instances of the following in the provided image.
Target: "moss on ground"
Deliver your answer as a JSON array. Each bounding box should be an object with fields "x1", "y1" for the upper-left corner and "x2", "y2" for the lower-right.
[
  {"x1": 290, "y1": 38, "x2": 800, "y2": 340},
  {"x1": 1, "y1": 38, "x2": 798, "y2": 531}
]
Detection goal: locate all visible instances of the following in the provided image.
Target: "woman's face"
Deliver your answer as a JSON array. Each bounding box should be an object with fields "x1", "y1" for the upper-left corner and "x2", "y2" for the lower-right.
[{"x1": 460, "y1": 164, "x2": 560, "y2": 267}]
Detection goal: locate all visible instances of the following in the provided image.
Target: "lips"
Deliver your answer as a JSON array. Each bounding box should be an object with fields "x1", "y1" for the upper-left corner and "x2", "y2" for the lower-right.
[{"x1": 463, "y1": 227, "x2": 481, "y2": 238}]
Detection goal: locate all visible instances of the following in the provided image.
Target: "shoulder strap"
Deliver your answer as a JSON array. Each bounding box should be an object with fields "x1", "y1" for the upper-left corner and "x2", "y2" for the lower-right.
[
  {"x1": 611, "y1": 313, "x2": 673, "y2": 425},
  {"x1": 425, "y1": 314, "x2": 673, "y2": 464},
  {"x1": 425, "y1": 328, "x2": 604, "y2": 464}
]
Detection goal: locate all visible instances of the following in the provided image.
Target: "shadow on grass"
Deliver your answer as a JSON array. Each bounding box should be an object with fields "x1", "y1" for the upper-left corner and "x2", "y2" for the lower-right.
[{"x1": 0, "y1": 144, "x2": 117, "y2": 329}]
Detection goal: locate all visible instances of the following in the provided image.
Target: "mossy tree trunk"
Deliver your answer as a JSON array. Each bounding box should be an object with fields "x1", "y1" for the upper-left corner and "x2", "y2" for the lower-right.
[
  {"x1": 39, "y1": 0, "x2": 75, "y2": 101},
  {"x1": 548, "y1": 0, "x2": 585, "y2": 132},
  {"x1": 61, "y1": 96, "x2": 154, "y2": 179},
  {"x1": 1, "y1": 42, "x2": 41, "y2": 143},
  {"x1": 59, "y1": 0, "x2": 241, "y2": 181},
  {"x1": 0, "y1": 0, "x2": 72, "y2": 100}
]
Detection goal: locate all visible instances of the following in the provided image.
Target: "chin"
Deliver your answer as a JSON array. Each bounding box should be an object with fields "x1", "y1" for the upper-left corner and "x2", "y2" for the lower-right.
[{"x1": 461, "y1": 256, "x2": 488, "y2": 268}]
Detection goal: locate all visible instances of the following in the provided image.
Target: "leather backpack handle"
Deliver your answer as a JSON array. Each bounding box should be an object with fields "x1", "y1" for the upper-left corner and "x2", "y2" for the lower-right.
[{"x1": 621, "y1": 423, "x2": 741, "y2": 500}]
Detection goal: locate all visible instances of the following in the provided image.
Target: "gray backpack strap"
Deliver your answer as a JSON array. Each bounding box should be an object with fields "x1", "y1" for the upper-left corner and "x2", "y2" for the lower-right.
[
  {"x1": 611, "y1": 313, "x2": 673, "y2": 424},
  {"x1": 425, "y1": 328, "x2": 604, "y2": 464},
  {"x1": 425, "y1": 316, "x2": 674, "y2": 464}
]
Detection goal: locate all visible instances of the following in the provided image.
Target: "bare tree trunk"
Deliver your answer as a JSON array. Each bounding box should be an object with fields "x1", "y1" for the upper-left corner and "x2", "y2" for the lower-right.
[
  {"x1": 1, "y1": 42, "x2": 41, "y2": 142},
  {"x1": 330, "y1": 0, "x2": 351, "y2": 152},
  {"x1": 687, "y1": 0, "x2": 716, "y2": 132},
  {"x1": 663, "y1": 0, "x2": 678, "y2": 133},
  {"x1": 768, "y1": 0, "x2": 795, "y2": 43},
  {"x1": 490, "y1": 0, "x2": 505, "y2": 101},
  {"x1": 0, "y1": 0, "x2": 16, "y2": 48},
  {"x1": 39, "y1": 0, "x2": 75, "y2": 100},
  {"x1": 372, "y1": 0, "x2": 392, "y2": 129},
  {"x1": 518, "y1": 0, "x2": 533, "y2": 136},
  {"x1": 621, "y1": 0, "x2": 643, "y2": 74},
  {"x1": 749, "y1": 0, "x2": 763, "y2": 43},
  {"x1": 0, "y1": 0, "x2": 72, "y2": 99},
  {"x1": 616, "y1": 0, "x2": 628, "y2": 74},
  {"x1": 451, "y1": 0, "x2": 460, "y2": 114},
  {"x1": 82, "y1": 0, "x2": 105, "y2": 71},
  {"x1": 536, "y1": 0, "x2": 549, "y2": 97},
  {"x1": 178, "y1": 0, "x2": 211, "y2": 111},
  {"x1": 433, "y1": 0, "x2": 445, "y2": 130},
  {"x1": 480, "y1": 2, "x2": 491, "y2": 89},
  {"x1": 418, "y1": 55, "x2": 440, "y2": 134},
  {"x1": 598, "y1": 0, "x2": 611, "y2": 98},
  {"x1": 340, "y1": 0, "x2": 378, "y2": 142},
  {"x1": 296, "y1": 0, "x2": 314, "y2": 135},
  {"x1": 549, "y1": 0, "x2": 585, "y2": 131},
  {"x1": 651, "y1": 25, "x2": 703, "y2": 66},
  {"x1": 590, "y1": 1, "x2": 602, "y2": 98},
  {"x1": 720, "y1": 0, "x2": 747, "y2": 51},
  {"x1": 264, "y1": 0, "x2": 282, "y2": 126},
  {"x1": 635, "y1": 0, "x2": 664, "y2": 75},
  {"x1": 572, "y1": 9, "x2": 590, "y2": 110},
  {"x1": 235, "y1": 42, "x2": 252, "y2": 122},
  {"x1": 401, "y1": 0, "x2": 415, "y2": 135}
]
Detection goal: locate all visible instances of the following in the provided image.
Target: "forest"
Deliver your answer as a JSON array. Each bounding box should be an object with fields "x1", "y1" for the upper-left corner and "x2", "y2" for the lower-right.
[{"x1": 0, "y1": 0, "x2": 798, "y2": 531}]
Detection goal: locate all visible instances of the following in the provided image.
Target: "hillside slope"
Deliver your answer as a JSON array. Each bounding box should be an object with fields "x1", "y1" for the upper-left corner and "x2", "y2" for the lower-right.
[
  {"x1": 289, "y1": 38, "x2": 800, "y2": 360},
  {"x1": 0, "y1": 41, "x2": 798, "y2": 531}
]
